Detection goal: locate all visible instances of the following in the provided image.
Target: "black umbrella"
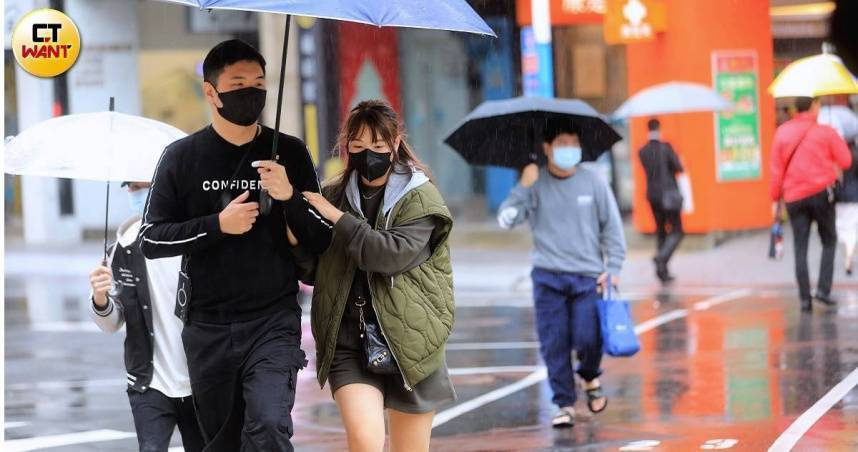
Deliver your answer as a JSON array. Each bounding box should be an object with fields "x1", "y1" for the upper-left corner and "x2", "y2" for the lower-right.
[{"x1": 444, "y1": 96, "x2": 621, "y2": 169}]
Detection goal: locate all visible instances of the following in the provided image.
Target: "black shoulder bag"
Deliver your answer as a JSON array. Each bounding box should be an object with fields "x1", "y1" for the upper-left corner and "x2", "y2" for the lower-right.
[
  {"x1": 354, "y1": 275, "x2": 398, "y2": 375},
  {"x1": 174, "y1": 255, "x2": 191, "y2": 323}
]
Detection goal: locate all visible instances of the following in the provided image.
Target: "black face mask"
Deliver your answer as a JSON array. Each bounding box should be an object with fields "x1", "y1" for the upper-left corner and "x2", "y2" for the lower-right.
[
  {"x1": 212, "y1": 85, "x2": 266, "y2": 126},
  {"x1": 352, "y1": 150, "x2": 393, "y2": 182}
]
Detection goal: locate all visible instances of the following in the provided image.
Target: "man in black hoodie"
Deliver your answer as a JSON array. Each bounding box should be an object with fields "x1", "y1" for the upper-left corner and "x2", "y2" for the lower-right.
[{"x1": 140, "y1": 39, "x2": 332, "y2": 451}]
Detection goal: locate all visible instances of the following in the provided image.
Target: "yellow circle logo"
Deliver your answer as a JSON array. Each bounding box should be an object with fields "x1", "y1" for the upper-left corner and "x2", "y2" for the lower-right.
[{"x1": 12, "y1": 9, "x2": 81, "y2": 78}]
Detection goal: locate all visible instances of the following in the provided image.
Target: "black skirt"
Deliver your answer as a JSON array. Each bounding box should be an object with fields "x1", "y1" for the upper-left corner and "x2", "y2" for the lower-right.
[{"x1": 327, "y1": 300, "x2": 456, "y2": 414}]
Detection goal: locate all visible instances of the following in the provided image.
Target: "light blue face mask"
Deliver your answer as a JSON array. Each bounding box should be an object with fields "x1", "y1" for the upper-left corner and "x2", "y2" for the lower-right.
[
  {"x1": 552, "y1": 146, "x2": 582, "y2": 170},
  {"x1": 127, "y1": 188, "x2": 149, "y2": 216}
]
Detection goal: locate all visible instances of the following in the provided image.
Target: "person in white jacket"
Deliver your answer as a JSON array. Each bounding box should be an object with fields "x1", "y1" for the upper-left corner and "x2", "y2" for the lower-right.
[{"x1": 88, "y1": 181, "x2": 203, "y2": 452}]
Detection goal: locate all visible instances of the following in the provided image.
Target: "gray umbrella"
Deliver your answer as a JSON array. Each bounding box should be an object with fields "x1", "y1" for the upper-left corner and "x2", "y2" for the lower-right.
[{"x1": 444, "y1": 96, "x2": 621, "y2": 169}]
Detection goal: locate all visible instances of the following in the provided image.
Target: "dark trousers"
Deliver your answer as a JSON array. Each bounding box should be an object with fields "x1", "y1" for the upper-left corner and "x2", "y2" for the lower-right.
[
  {"x1": 786, "y1": 189, "x2": 837, "y2": 302},
  {"x1": 182, "y1": 309, "x2": 307, "y2": 452},
  {"x1": 650, "y1": 204, "x2": 684, "y2": 265},
  {"x1": 127, "y1": 389, "x2": 204, "y2": 452},
  {"x1": 531, "y1": 268, "x2": 603, "y2": 408}
]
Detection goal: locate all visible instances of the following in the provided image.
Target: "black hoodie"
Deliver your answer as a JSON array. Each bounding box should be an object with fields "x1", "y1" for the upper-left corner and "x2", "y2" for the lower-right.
[{"x1": 140, "y1": 125, "x2": 332, "y2": 322}]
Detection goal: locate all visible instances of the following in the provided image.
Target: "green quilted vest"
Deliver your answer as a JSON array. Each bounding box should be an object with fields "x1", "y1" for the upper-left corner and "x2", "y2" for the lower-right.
[{"x1": 311, "y1": 175, "x2": 454, "y2": 390}]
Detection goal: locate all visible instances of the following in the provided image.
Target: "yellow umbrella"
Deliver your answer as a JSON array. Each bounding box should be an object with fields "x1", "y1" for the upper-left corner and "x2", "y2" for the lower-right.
[{"x1": 769, "y1": 53, "x2": 858, "y2": 98}]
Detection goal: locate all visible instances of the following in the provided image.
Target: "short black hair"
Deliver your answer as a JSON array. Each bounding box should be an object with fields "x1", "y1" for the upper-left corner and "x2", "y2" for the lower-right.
[
  {"x1": 543, "y1": 121, "x2": 580, "y2": 144},
  {"x1": 647, "y1": 118, "x2": 660, "y2": 131},
  {"x1": 203, "y1": 39, "x2": 266, "y2": 86},
  {"x1": 795, "y1": 97, "x2": 815, "y2": 112}
]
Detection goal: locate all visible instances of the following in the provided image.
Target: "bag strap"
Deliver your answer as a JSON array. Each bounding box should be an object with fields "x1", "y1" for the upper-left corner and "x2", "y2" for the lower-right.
[
  {"x1": 219, "y1": 125, "x2": 261, "y2": 207},
  {"x1": 354, "y1": 270, "x2": 368, "y2": 301},
  {"x1": 781, "y1": 124, "x2": 816, "y2": 191},
  {"x1": 602, "y1": 275, "x2": 619, "y2": 301},
  {"x1": 774, "y1": 124, "x2": 817, "y2": 218}
]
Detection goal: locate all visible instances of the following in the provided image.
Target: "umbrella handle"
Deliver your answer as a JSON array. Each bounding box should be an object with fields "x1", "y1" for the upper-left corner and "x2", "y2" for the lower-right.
[
  {"x1": 528, "y1": 123, "x2": 540, "y2": 165},
  {"x1": 259, "y1": 190, "x2": 274, "y2": 216}
]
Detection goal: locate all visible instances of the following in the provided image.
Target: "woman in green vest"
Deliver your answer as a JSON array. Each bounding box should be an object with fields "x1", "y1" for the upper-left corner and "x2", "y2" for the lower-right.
[{"x1": 302, "y1": 100, "x2": 456, "y2": 452}]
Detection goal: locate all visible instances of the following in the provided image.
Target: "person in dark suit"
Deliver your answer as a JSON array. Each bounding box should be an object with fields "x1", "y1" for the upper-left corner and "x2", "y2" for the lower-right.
[{"x1": 639, "y1": 118, "x2": 685, "y2": 283}]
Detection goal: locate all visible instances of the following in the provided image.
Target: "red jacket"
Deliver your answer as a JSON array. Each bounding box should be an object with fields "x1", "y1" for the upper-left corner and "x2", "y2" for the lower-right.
[{"x1": 770, "y1": 112, "x2": 852, "y2": 203}]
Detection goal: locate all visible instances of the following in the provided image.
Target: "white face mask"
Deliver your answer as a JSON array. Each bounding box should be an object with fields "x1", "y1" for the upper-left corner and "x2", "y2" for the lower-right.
[
  {"x1": 552, "y1": 146, "x2": 582, "y2": 170},
  {"x1": 127, "y1": 188, "x2": 149, "y2": 216}
]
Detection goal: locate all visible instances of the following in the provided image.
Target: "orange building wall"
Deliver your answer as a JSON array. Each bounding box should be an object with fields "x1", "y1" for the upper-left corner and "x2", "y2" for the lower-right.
[{"x1": 626, "y1": 0, "x2": 776, "y2": 233}]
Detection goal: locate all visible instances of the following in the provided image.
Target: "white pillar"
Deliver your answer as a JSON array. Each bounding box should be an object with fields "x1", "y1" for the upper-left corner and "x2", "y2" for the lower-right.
[
  {"x1": 65, "y1": 0, "x2": 142, "y2": 232},
  {"x1": 10, "y1": 0, "x2": 81, "y2": 244}
]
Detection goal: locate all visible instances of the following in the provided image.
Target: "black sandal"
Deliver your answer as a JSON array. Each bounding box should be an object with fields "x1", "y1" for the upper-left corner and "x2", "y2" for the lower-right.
[
  {"x1": 551, "y1": 407, "x2": 575, "y2": 428},
  {"x1": 586, "y1": 386, "x2": 608, "y2": 414}
]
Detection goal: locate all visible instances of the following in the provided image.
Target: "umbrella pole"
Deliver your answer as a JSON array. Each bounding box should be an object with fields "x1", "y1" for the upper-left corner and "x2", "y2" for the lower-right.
[
  {"x1": 258, "y1": 15, "x2": 291, "y2": 216},
  {"x1": 103, "y1": 97, "x2": 114, "y2": 265},
  {"x1": 528, "y1": 123, "x2": 539, "y2": 164},
  {"x1": 270, "y1": 14, "x2": 292, "y2": 160},
  {"x1": 103, "y1": 181, "x2": 110, "y2": 265}
]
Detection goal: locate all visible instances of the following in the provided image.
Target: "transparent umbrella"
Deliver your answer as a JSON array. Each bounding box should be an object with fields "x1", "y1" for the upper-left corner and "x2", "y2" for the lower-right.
[
  {"x1": 4, "y1": 97, "x2": 187, "y2": 261},
  {"x1": 612, "y1": 81, "x2": 734, "y2": 119}
]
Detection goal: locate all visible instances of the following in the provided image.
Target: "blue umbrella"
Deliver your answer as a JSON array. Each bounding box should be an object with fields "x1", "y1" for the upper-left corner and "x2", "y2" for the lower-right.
[
  {"x1": 154, "y1": 0, "x2": 495, "y2": 213},
  {"x1": 161, "y1": 0, "x2": 496, "y2": 35}
]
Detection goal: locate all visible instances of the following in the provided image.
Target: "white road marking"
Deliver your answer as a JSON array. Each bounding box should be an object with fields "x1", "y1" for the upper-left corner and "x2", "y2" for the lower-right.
[
  {"x1": 619, "y1": 440, "x2": 662, "y2": 451},
  {"x1": 633, "y1": 309, "x2": 688, "y2": 335},
  {"x1": 6, "y1": 378, "x2": 125, "y2": 392},
  {"x1": 432, "y1": 368, "x2": 548, "y2": 428},
  {"x1": 30, "y1": 321, "x2": 103, "y2": 333},
  {"x1": 702, "y1": 438, "x2": 739, "y2": 449},
  {"x1": 768, "y1": 366, "x2": 858, "y2": 452},
  {"x1": 693, "y1": 289, "x2": 754, "y2": 311},
  {"x1": 448, "y1": 365, "x2": 543, "y2": 376},
  {"x1": 446, "y1": 341, "x2": 540, "y2": 351},
  {"x1": 5, "y1": 429, "x2": 137, "y2": 452},
  {"x1": 4, "y1": 422, "x2": 30, "y2": 429},
  {"x1": 432, "y1": 290, "x2": 753, "y2": 429}
]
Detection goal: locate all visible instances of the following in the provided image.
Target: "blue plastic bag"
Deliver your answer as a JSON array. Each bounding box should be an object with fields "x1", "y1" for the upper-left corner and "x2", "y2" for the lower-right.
[{"x1": 597, "y1": 282, "x2": 640, "y2": 357}]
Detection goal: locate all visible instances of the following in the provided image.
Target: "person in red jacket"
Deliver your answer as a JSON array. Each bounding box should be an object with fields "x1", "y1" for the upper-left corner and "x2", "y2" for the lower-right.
[{"x1": 770, "y1": 97, "x2": 852, "y2": 312}]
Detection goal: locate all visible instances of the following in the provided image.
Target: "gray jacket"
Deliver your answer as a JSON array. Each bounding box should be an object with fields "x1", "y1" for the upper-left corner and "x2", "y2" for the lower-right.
[{"x1": 498, "y1": 166, "x2": 626, "y2": 278}]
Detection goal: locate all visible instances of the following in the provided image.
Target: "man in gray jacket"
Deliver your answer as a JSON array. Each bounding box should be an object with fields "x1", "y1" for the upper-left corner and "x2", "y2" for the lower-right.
[{"x1": 498, "y1": 124, "x2": 626, "y2": 429}]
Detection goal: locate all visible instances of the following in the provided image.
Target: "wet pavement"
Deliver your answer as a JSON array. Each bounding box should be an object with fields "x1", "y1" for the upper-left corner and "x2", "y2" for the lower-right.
[{"x1": 5, "y1": 232, "x2": 858, "y2": 451}]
